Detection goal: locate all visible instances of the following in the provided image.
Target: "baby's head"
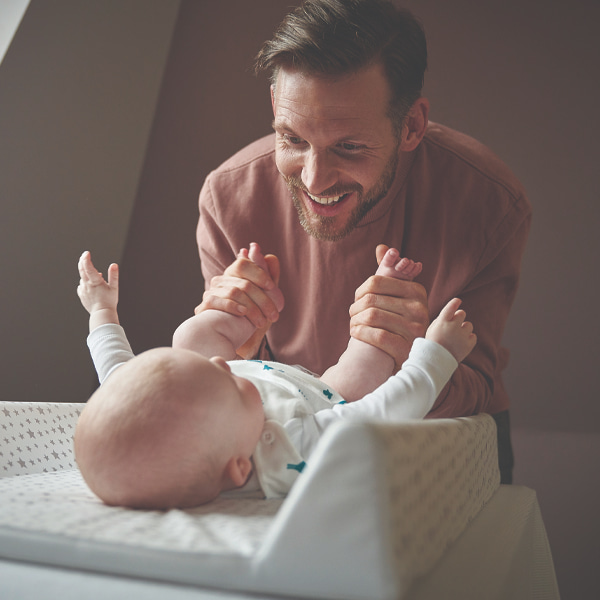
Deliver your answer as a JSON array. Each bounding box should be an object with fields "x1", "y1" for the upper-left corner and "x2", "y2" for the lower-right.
[{"x1": 74, "y1": 348, "x2": 264, "y2": 509}]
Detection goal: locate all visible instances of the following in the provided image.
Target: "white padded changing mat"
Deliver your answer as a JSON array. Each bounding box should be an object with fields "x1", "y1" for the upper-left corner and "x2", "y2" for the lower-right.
[
  {"x1": 0, "y1": 405, "x2": 500, "y2": 600},
  {"x1": 1, "y1": 469, "x2": 280, "y2": 555}
]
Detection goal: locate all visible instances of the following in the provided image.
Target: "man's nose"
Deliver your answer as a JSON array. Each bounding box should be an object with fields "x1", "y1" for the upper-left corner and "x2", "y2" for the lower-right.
[{"x1": 301, "y1": 149, "x2": 338, "y2": 195}]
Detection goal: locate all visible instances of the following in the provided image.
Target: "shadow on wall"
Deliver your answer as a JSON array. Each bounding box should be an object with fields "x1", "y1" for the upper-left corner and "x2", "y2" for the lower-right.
[{"x1": 117, "y1": 0, "x2": 288, "y2": 354}]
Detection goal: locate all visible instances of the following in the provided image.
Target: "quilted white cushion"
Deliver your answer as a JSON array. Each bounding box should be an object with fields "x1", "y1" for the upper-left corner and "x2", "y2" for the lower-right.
[
  {"x1": 0, "y1": 403, "x2": 500, "y2": 600},
  {"x1": 0, "y1": 402, "x2": 83, "y2": 477}
]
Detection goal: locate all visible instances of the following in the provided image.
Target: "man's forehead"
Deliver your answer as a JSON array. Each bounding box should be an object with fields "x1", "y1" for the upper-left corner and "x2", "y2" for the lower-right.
[{"x1": 273, "y1": 66, "x2": 391, "y2": 127}]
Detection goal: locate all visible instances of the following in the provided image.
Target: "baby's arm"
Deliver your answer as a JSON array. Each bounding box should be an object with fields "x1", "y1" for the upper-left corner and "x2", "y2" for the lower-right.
[
  {"x1": 290, "y1": 298, "x2": 476, "y2": 459},
  {"x1": 320, "y1": 248, "x2": 422, "y2": 402},
  {"x1": 172, "y1": 243, "x2": 284, "y2": 359},
  {"x1": 77, "y1": 251, "x2": 120, "y2": 332},
  {"x1": 287, "y1": 336, "x2": 461, "y2": 460},
  {"x1": 77, "y1": 252, "x2": 135, "y2": 384}
]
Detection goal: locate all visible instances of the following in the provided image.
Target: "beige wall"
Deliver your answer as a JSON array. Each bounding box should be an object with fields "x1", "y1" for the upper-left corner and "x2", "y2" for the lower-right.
[
  {"x1": 1, "y1": 0, "x2": 598, "y2": 598},
  {"x1": 0, "y1": 0, "x2": 180, "y2": 401}
]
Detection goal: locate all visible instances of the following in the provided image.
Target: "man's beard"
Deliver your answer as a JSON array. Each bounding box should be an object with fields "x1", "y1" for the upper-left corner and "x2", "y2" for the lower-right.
[{"x1": 283, "y1": 145, "x2": 400, "y2": 242}]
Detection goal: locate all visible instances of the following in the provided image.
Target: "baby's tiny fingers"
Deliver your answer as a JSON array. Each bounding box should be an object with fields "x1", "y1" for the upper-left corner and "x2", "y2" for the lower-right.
[
  {"x1": 439, "y1": 298, "x2": 462, "y2": 320},
  {"x1": 461, "y1": 320, "x2": 474, "y2": 334},
  {"x1": 107, "y1": 263, "x2": 119, "y2": 288},
  {"x1": 453, "y1": 309, "x2": 467, "y2": 324},
  {"x1": 80, "y1": 252, "x2": 99, "y2": 277},
  {"x1": 78, "y1": 253, "x2": 89, "y2": 279}
]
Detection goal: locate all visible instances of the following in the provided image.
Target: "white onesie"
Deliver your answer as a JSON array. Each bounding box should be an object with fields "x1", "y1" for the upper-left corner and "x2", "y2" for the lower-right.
[{"x1": 87, "y1": 324, "x2": 458, "y2": 498}]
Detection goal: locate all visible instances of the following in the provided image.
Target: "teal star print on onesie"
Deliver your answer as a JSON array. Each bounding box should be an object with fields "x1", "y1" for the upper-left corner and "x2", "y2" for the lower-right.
[{"x1": 287, "y1": 461, "x2": 306, "y2": 473}]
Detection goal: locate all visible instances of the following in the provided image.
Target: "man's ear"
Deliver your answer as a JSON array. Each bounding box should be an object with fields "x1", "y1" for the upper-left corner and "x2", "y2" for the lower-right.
[
  {"x1": 399, "y1": 97, "x2": 429, "y2": 152},
  {"x1": 270, "y1": 84, "x2": 276, "y2": 115},
  {"x1": 223, "y1": 455, "x2": 253, "y2": 488}
]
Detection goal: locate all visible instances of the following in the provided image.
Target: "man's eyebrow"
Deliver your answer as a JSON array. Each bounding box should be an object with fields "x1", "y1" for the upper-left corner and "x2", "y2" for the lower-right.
[{"x1": 271, "y1": 119, "x2": 292, "y2": 132}]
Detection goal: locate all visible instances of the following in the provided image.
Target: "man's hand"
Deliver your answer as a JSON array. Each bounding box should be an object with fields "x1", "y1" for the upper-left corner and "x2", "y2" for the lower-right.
[
  {"x1": 348, "y1": 244, "x2": 429, "y2": 370},
  {"x1": 195, "y1": 251, "x2": 282, "y2": 359}
]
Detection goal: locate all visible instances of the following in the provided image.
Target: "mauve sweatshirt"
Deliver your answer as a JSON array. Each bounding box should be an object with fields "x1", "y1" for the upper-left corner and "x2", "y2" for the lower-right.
[{"x1": 197, "y1": 122, "x2": 531, "y2": 418}]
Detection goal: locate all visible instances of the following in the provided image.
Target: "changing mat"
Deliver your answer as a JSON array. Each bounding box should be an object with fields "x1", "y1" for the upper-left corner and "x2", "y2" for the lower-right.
[{"x1": 0, "y1": 402, "x2": 500, "y2": 600}]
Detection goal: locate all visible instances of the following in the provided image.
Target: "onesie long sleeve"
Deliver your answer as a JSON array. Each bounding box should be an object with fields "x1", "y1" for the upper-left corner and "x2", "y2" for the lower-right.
[
  {"x1": 284, "y1": 338, "x2": 458, "y2": 460},
  {"x1": 87, "y1": 323, "x2": 134, "y2": 384}
]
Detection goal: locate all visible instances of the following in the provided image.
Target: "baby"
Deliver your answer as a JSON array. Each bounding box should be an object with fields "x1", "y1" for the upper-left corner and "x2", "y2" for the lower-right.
[{"x1": 75, "y1": 244, "x2": 475, "y2": 509}]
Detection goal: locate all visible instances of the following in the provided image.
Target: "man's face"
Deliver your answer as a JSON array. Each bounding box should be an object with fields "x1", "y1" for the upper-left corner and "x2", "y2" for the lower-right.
[{"x1": 272, "y1": 63, "x2": 401, "y2": 241}]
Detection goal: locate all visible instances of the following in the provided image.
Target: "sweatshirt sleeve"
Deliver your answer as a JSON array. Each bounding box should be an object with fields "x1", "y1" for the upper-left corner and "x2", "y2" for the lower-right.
[
  {"x1": 285, "y1": 338, "x2": 458, "y2": 459},
  {"x1": 87, "y1": 323, "x2": 135, "y2": 385}
]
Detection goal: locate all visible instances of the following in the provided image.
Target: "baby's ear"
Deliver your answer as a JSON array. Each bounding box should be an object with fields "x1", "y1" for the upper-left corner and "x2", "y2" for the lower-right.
[{"x1": 223, "y1": 456, "x2": 253, "y2": 488}]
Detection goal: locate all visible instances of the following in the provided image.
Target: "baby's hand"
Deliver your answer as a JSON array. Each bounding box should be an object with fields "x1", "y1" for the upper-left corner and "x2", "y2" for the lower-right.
[
  {"x1": 425, "y1": 298, "x2": 476, "y2": 363},
  {"x1": 77, "y1": 251, "x2": 119, "y2": 316}
]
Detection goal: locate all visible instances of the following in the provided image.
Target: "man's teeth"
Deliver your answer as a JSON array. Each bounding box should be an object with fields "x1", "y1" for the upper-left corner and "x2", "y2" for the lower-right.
[{"x1": 307, "y1": 192, "x2": 346, "y2": 205}]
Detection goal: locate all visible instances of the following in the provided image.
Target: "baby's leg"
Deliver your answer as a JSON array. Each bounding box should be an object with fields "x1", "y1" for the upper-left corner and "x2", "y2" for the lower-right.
[
  {"x1": 244, "y1": 243, "x2": 268, "y2": 270},
  {"x1": 172, "y1": 243, "x2": 282, "y2": 359},
  {"x1": 244, "y1": 243, "x2": 284, "y2": 312},
  {"x1": 320, "y1": 249, "x2": 421, "y2": 402},
  {"x1": 375, "y1": 248, "x2": 422, "y2": 281},
  {"x1": 172, "y1": 310, "x2": 254, "y2": 360}
]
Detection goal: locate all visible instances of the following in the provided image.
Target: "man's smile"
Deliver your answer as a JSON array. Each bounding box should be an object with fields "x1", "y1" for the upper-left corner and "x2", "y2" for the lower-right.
[{"x1": 306, "y1": 191, "x2": 350, "y2": 206}]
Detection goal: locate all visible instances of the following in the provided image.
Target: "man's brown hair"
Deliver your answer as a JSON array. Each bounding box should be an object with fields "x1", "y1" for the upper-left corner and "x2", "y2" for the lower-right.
[{"x1": 255, "y1": 0, "x2": 427, "y2": 129}]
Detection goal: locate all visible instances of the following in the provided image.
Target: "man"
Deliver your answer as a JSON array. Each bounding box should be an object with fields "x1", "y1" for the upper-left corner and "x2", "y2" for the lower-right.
[{"x1": 195, "y1": 0, "x2": 531, "y2": 483}]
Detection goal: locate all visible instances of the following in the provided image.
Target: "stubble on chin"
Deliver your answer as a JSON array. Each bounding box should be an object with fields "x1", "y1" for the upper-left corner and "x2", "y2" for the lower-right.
[
  {"x1": 282, "y1": 150, "x2": 399, "y2": 242},
  {"x1": 287, "y1": 185, "x2": 375, "y2": 242}
]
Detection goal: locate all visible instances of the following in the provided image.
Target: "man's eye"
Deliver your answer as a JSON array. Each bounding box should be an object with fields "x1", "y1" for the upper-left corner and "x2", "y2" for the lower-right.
[
  {"x1": 339, "y1": 142, "x2": 360, "y2": 151},
  {"x1": 285, "y1": 135, "x2": 304, "y2": 145}
]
